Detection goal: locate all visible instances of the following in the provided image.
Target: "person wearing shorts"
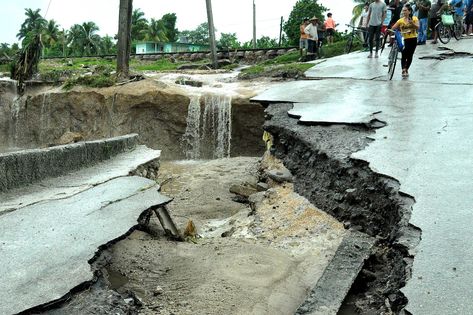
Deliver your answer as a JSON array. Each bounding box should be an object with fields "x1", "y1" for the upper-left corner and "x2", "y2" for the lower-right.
[
  {"x1": 429, "y1": 0, "x2": 447, "y2": 43},
  {"x1": 466, "y1": 0, "x2": 473, "y2": 35},
  {"x1": 324, "y1": 13, "x2": 336, "y2": 45}
]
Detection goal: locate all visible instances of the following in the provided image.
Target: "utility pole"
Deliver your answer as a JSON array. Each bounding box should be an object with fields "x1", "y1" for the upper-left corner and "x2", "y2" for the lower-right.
[
  {"x1": 252, "y1": 0, "x2": 257, "y2": 49},
  {"x1": 278, "y1": 16, "x2": 283, "y2": 46},
  {"x1": 205, "y1": 0, "x2": 218, "y2": 69},
  {"x1": 117, "y1": 0, "x2": 133, "y2": 78}
]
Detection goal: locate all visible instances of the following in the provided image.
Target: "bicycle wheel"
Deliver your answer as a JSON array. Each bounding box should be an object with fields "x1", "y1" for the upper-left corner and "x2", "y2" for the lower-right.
[
  {"x1": 345, "y1": 36, "x2": 353, "y2": 54},
  {"x1": 388, "y1": 44, "x2": 398, "y2": 80},
  {"x1": 380, "y1": 33, "x2": 388, "y2": 54},
  {"x1": 436, "y1": 23, "x2": 451, "y2": 44},
  {"x1": 452, "y1": 22, "x2": 462, "y2": 40}
]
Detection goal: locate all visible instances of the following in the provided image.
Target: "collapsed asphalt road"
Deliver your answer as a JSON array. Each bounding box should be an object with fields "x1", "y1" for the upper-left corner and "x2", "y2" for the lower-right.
[{"x1": 254, "y1": 39, "x2": 473, "y2": 314}]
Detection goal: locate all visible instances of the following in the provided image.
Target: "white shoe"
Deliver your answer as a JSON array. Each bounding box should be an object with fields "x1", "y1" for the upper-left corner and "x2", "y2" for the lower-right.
[
  {"x1": 470, "y1": 33, "x2": 473, "y2": 36},
  {"x1": 462, "y1": 34, "x2": 468, "y2": 37},
  {"x1": 368, "y1": 53, "x2": 373, "y2": 58},
  {"x1": 375, "y1": 52, "x2": 379, "y2": 58}
]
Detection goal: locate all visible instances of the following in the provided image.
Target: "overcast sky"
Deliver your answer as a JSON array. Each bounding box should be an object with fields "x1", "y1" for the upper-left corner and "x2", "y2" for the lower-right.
[{"x1": 0, "y1": 0, "x2": 355, "y2": 45}]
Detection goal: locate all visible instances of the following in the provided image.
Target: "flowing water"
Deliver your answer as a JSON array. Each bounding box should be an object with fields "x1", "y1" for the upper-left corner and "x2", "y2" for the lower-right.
[{"x1": 182, "y1": 93, "x2": 232, "y2": 160}]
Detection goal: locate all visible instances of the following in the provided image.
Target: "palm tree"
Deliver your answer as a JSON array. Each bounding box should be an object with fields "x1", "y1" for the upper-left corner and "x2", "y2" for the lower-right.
[
  {"x1": 68, "y1": 22, "x2": 101, "y2": 56},
  {"x1": 100, "y1": 35, "x2": 116, "y2": 55},
  {"x1": 17, "y1": 8, "x2": 47, "y2": 40},
  {"x1": 131, "y1": 9, "x2": 148, "y2": 41},
  {"x1": 351, "y1": 0, "x2": 369, "y2": 25},
  {"x1": 143, "y1": 18, "x2": 168, "y2": 43},
  {"x1": 42, "y1": 19, "x2": 60, "y2": 48},
  {"x1": 81, "y1": 22, "x2": 101, "y2": 55}
]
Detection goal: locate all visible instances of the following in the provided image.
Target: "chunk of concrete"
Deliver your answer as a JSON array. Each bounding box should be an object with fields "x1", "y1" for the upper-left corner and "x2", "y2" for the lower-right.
[{"x1": 0, "y1": 176, "x2": 171, "y2": 314}]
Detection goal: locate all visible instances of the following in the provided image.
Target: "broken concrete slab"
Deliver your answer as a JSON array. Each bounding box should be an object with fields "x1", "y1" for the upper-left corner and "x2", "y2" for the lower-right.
[
  {"x1": 0, "y1": 134, "x2": 139, "y2": 192},
  {"x1": 296, "y1": 232, "x2": 375, "y2": 315},
  {"x1": 255, "y1": 38, "x2": 473, "y2": 314},
  {"x1": 0, "y1": 145, "x2": 161, "y2": 215},
  {"x1": 0, "y1": 176, "x2": 171, "y2": 315}
]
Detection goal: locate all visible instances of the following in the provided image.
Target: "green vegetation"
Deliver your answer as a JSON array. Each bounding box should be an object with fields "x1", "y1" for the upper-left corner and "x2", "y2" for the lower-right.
[
  {"x1": 63, "y1": 73, "x2": 116, "y2": 90},
  {"x1": 238, "y1": 51, "x2": 314, "y2": 80},
  {"x1": 131, "y1": 58, "x2": 186, "y2": 71},
  {"x1": 284, "y1": 0, "x2": 327, "y2": 46}
]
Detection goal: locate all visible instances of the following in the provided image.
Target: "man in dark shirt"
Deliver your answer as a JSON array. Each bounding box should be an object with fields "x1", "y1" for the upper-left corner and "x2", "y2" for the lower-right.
[
  {"x1": 416, "y1": 0, "x2": 431, "y2": 44},
  {"x1": 389, "y1": 0, "x2": 403, "y2": 27}
]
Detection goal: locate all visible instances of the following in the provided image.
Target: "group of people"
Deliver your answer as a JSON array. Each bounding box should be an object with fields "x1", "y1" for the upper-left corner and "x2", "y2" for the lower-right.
[
  {"x1": 360, "y1": 0, "x2": 473, "y2": 77},
  {"x1": 299, "y1": 13, "x2": 337, "y2": 60}
]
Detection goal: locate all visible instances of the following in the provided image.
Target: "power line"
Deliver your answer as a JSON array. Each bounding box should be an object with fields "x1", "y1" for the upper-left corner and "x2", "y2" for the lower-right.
[{"x1": 44, "y1": 0, "x2": 53, "y2": 18}]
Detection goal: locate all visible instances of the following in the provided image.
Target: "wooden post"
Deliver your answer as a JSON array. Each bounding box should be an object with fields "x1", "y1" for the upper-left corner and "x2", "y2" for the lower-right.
[
  {"x1": 117, "y1": 0, "x2": 133, "y2": 78},
  {"x1": 206, "y1": 0, "x2": 218, "y2": 69},
  {"x1": 279, "y1": 16, "x2": 283, "y2": 46},
  {"x1": 253, "y1": 0, "x2": 257, "y2": 48}
]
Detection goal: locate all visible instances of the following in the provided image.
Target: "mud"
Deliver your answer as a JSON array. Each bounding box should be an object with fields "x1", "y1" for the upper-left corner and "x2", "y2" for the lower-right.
[
  {"x1": 36, "y1": 157, "x2": 347, "y2": 315},
  {"x1": 264, "y1": 103, "x2": 420, "y2": 314}
]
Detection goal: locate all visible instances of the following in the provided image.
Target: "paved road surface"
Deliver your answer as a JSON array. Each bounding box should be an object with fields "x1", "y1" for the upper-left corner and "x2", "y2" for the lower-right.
[{"x1": 254, "y1": 39, "x2": 473, "y2": 314}]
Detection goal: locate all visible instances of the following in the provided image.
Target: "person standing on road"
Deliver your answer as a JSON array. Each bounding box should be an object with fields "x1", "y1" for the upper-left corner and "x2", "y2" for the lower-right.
[
  {"x1": 299, "y1": 18, "x2": 310, "y2": 56},
  {"x1": 324, "y1": 13, "x2": 337, "y2": 45},
  {"x1": 360, "y1": 3, "x2": 371, "y2": 48},
  {"x1": 416, "y1": 0, "x2": 431, "y2": 44},
  {"x1": 450, "y1": 0, "x2": 465, "y2": 34},
  {"x1": 304, "y1": 17, "x2": 319, "y2": 60},
  {"x1": 465, "y1": 0, "x2": 473, "y2": 35},
  {"x1": 367, "y1": 0, "x2": 388, "y2": 58},
  {"x1": 429, "y1": 0, "x2": 447, "y2": 43},
  {"x1": 392, "y1": 3, "x2": 420, "y2": 77}
]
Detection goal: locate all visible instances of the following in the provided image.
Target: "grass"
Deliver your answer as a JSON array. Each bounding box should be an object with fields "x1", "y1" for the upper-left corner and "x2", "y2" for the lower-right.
[
  {"x1": 63, "y1": 73, "x2": 117, "y2": 90},
  {"x1": 131, "y1": 58, "x2": 183, "y2": 71}
]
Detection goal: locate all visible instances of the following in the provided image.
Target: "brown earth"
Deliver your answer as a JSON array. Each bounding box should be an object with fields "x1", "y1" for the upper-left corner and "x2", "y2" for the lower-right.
[{"x1": 46, "y1": 156, "x2": 345, "y2": 315}]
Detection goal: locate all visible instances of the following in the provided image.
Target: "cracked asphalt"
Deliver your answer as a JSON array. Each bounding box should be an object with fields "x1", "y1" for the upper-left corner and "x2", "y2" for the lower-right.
[{"x1": 253, "y1": 38, "x2": 473, "y2": 314}]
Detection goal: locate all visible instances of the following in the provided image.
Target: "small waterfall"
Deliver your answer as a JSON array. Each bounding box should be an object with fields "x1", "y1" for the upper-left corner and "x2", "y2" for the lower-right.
[
  {"x1": 8, "y1": 96, "x2": 22, "y2": 148},
  {"x1": 39, "y1": 93, "x2": 51, "y2": 144},
  {"x1": 182, "y1": 93, "x2": 232, "y2": 159},
  {"x1": 182, "y1": 95, "x2": 202, "y2": 159}
]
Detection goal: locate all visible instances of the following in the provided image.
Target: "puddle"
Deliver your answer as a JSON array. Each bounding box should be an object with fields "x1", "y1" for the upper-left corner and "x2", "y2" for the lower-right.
[{"x1": 106, "y1": 267, "x2": 129, "y2": 291}]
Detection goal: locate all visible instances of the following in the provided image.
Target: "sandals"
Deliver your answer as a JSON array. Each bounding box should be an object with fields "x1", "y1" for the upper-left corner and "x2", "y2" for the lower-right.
[{"x1": 402, "y1": 69, "x2": 408, "y2": 78}]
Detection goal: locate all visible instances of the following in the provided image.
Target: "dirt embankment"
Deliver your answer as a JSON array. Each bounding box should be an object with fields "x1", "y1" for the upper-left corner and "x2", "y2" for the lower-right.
[
  {"x1": 264, "y1": 103, "x2": 420, "y2": 314},
  {"x1": 0, "y1": 79, "x2": 265, "y2": 159}
]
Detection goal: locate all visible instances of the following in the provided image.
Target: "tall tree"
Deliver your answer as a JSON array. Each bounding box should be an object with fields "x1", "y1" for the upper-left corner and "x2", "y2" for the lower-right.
[
  {"x1": 81, "y1": 22, "x2": 101, "y2": 55},
  {"x1": 66, "y1": 22, "x2": 101, "y2": 56},
  {"x1": 42, "y1": 19, "x2": 60, "y2": 48},
  {"x1": 283, "y1": 0, "x2": 327, "y2": 46},
  {"x1": 117, "y1": 0, "x2": 133, "y2": 78},
  {"x1": 131, "y1": 8, "x2": 148, "y2": 41},
  {"x1": 179, "y1": 22, "x2": 212, "y2": 45},
  {"x1": 143, "y1": 18, "x2": 168, "y2": 42},
  {"x1": 351, "y1": 0, "x2": 367, "y2": 25},
  {"x1": 17, "y1": 8, "x2": 47, "y2": 41},
  {"x1": 161, "y1": 13, "x2": 178, "y2": 42},
  {"x1": 218, "y1": 32, "x2": 241, "y2": 49}
]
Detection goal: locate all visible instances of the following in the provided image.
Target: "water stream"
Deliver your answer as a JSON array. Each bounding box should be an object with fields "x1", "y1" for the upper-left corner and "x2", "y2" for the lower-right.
[{"x1": 182, "y1": 93, "x2": 232, "y2": 159}]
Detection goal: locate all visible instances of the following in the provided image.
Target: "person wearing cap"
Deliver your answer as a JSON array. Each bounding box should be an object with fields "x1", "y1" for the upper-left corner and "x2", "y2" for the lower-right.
[
  {"x1": 304, "y1": 16, "x2": 319, "y2": 60},
  {"x1": 299, "y1": 18, "x2": 310, "y2": 56}
]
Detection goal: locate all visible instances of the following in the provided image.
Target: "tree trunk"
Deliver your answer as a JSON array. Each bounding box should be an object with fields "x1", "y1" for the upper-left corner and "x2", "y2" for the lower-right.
[
  {"x1": 117, "y1": 0, "x2": 133, "y2": 78},
  {"x1": 205, "y1": 0, "x2": 218, "y2": 69}
]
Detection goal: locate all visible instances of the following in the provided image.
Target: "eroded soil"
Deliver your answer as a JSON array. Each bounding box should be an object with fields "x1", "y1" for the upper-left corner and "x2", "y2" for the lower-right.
[{"x1": 44, "y1": 156, "x2": 345, "y2": 315}]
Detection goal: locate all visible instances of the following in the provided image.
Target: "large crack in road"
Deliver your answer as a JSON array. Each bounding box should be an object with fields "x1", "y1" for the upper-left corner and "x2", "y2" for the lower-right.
[{"x1": 264, "y1": 103, "x2": 421, "y2": 314}]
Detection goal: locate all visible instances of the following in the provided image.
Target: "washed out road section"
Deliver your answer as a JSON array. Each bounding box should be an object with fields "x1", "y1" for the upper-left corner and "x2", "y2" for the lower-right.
[
  {"x1": 253, "y1": 39, "x2": 473, "y2": 314},
  {"x1": 0, "y1": 176, "x2": 171, "y2": 314}
]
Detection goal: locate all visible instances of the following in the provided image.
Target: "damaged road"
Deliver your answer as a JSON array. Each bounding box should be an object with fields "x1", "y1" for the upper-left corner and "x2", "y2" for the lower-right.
[
  {"x1": 254, "y1": 39, "x2": 473, "y2": 314},
  {"x1": 0, "y1": 136, "x2": 169, "y2": 314}
]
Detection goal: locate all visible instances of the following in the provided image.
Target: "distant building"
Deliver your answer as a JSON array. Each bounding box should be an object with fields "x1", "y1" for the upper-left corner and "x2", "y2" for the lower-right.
[{"x1": 135, "y1": 41, "x2": 210, "y2": 54}]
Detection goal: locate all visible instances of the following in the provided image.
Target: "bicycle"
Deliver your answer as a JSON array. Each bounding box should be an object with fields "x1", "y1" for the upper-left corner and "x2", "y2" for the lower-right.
[
  {"x1": 344, "y1": 24, "x2": 367, "y2": 54},
  {"x1": 435, "y1": 9, "x2": 462, "y2": 44},
  {"x1": 387, "y1": 30, "x2": 404, "y2": 80}
]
